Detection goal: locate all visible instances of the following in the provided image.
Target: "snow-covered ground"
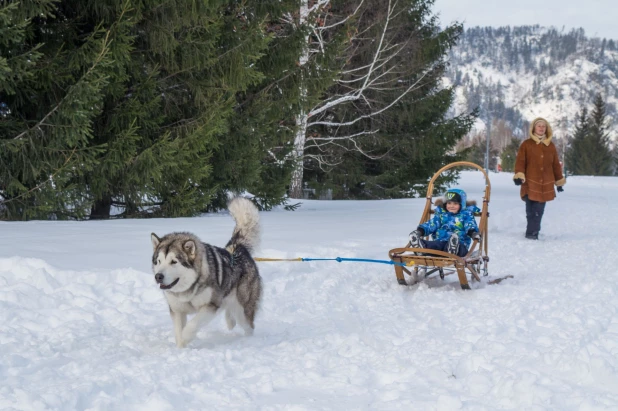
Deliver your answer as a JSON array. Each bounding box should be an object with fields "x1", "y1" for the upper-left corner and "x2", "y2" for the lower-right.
[{"x1": 1, "y1": 171, "x2": 618, "y2": 410}]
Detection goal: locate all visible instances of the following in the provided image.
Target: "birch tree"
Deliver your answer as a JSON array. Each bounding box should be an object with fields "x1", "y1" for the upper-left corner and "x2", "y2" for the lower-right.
[
  {"x1": 287, "y1": 0, "x2": 360, "y2": 198},
  {"x1": 287, "y1": 0, "x2": 454, "y2": 198},
  {"x1": 300, "y1": 0, "x2": 475, "y2": 199}
]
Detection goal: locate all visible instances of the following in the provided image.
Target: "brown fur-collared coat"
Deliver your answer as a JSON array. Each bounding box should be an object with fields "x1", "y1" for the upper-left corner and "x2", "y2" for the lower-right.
[{"x1": 514, "y1": 117, "x2": 566, "y2": 202}]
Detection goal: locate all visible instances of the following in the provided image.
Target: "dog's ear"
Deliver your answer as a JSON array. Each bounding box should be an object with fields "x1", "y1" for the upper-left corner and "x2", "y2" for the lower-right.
[
  {"x1": 151, "y1": 233, "x2": 161, "y2": 251},
  {"x1": 183, "y1": 240, "x2": 196, "y2": 259}
]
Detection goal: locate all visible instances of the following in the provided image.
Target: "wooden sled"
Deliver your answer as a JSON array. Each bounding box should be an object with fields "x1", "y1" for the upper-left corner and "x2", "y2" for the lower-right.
[{"x1": 388, "y1": 161, "x2": 494, "y2": 290}]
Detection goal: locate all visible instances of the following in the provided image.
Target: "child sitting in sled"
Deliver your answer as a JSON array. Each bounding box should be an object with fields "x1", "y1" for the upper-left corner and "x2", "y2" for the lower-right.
[{"x1": 408, "y1": 188, "x2": 481, "y2": 257}]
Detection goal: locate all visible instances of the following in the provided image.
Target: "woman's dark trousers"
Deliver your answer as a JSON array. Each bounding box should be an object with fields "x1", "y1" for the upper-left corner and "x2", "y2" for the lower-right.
[{"x1": 524, "y1": 195, "x2": 546, "y2": 239}]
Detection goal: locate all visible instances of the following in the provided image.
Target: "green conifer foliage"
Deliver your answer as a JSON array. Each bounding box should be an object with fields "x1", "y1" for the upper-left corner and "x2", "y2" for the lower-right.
[
  {"x1": 303, "y1": 0, "x2": 476, "y2": 198},
  {"x1": 500, "y1": 138, "x2": 521, "y2": 172},
  {"x1": 585, "y1": 94, "x2": 614, "y2": 176},
  {"x1": 85, "y1": 0, "x2": 274, "y2": 218},
  {"x1": 565, "y1": 107, "x2": 590, "y2": 175},
  {"x1": 211, "y1": 1, "x2": 303, "y2": 211},
  {"x1": 0, "y1": 0, "x2": 114, "y2": 220},
  {"x1": 1, "y1": 0, "x2": 279, "y2": 219},
  {"x1": 566, "y1": 95, "x2": 613, "y2": 176}
]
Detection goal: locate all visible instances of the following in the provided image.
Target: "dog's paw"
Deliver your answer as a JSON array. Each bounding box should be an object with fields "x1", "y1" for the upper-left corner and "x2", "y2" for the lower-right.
[
  {"x1": 176, "y1": 340, "x2": 187, "y2": 348},
  {"x1": 181, "y1": 325, "x2": 197, "y2": 345},
  {"x1": 225, "y1": 311, "x2": 236, "y2": 330}
]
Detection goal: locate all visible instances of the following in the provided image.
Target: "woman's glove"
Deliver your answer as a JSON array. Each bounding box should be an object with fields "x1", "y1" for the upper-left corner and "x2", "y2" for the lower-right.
[
  {"x1": 557, "y1": 186, "x2": 564, "y2": 193},
  {"x1": 514, "y1": 178, "x2": 523, "y2": 186}
]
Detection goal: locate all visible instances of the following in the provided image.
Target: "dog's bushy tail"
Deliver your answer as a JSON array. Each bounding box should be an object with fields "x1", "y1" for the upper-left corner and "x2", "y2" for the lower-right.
[{"x1": 226, "y1": 197, "x2": 260, "y2": 254}]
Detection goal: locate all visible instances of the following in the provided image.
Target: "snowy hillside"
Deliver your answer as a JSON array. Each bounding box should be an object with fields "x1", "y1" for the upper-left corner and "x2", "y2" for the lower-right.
[
  {"x1": 1, "y1": 170, "x2": 618, "y2": 409},
  {"x1": 445, "y1": 26, "x2": 618, "y2": 142}
]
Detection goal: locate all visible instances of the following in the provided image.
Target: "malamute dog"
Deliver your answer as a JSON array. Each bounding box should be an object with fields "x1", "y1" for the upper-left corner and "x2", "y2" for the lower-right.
[{"x1": 151, "y1": 197, "x2": 262, "y2": 348}]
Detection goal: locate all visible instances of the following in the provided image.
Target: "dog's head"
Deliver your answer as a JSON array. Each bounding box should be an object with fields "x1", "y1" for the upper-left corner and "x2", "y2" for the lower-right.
[{"x1": 151, "y1": 232, "x2": 200, "y2": 292}]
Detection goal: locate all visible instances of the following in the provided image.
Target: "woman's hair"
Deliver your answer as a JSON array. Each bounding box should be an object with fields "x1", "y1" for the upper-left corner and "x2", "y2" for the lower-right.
[
  {"x1": 528, "y1": 117, "x2": 553, "y2": 138},
  {"x1": 533, "y1": 119, "x2": 546, "y2": 128}
]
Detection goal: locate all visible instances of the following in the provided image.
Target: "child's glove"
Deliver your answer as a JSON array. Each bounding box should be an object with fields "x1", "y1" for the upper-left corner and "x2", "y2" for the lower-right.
[
  {"x1": 467, "y1": 229, "x2": 481, "y2": 241},
  {"x1": 557, "y1": 186, "x2": 564, "y2": 193},
  {"x1": 514, "y1": 178, "x2": 523, "y2": 186},
  {"x1": 408, "y1": 228, "x2": 425, "y2": 247}
]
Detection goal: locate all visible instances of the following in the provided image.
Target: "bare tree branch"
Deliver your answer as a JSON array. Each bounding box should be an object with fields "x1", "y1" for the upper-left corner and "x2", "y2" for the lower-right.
[
  {"x1": 287, "y1": 0, "x2": 434, "y2": 197},
  {"x1": 308, "y1": 61, "x2": 436, "y2": 128}
]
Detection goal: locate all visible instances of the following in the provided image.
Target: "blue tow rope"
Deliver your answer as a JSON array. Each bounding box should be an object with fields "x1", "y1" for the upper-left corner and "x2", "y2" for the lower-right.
[{"x1": 255, "y1": 256, "x2": 409, "y2": 267}]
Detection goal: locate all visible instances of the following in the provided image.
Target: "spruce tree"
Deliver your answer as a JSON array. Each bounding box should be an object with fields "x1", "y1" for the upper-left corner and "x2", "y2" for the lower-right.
[
  {"x1": 566, "y1": 95, "x2": 613, "y2": 176},
  {"x1": 215, "y1": 2, "x2": 305, "y2": 211},
  {"x1": 1, "y1": 1, "x2": 282, "y2": 220},
  {"x1": 0, "y1": 0, "x2": 115, "y2": 220},
  {"x1": 565, "y1": 107, "x2": 590, "y2": 175},
  {"x1": 585, "y1": 94, "x2": 613, "y2": 176},
  {"x1": 84, "y1": 1, "x2": 274, "y2": 219}
]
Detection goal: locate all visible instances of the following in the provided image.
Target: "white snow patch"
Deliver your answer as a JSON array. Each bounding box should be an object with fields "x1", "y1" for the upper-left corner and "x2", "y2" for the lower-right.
[{"x1": 1, "y1": 171, "x2": 618, "y2": 409}]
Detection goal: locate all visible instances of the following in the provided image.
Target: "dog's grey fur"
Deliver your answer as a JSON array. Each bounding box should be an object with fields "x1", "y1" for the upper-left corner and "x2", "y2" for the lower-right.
[{"x1": 151, "y1": 197, "x2": 262, "y2": 348}]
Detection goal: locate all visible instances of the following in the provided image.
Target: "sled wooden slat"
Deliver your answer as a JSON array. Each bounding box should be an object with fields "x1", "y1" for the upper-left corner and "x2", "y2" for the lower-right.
[
  {"x1": 388, "y1": 161, "x2": 492, "y2": 290},
  {"x1": 389, "y1": 249, "x2": 458, "y2": 267}
]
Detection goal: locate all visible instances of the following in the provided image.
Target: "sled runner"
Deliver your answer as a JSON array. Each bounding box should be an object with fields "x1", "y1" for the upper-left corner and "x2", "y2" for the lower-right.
[{"x1": 388, "y1": 161, "x2": 493, "y2": 290}]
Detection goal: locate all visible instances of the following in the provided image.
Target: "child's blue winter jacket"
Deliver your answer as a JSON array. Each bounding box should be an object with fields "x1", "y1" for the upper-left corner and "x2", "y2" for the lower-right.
[{"x1": 418, "y1": 188, "x2": 480, "y2": 248}]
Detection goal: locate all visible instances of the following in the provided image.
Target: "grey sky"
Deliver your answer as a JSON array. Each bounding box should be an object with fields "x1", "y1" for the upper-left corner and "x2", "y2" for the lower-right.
[{"x1": 434, "y1": 0, "x2": 618, "y2": 40}]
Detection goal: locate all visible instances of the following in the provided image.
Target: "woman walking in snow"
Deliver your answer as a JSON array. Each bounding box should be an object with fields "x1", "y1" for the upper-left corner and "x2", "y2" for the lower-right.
[{"x1": 513, "y1": 117, "x2": 566, "y2": 240}]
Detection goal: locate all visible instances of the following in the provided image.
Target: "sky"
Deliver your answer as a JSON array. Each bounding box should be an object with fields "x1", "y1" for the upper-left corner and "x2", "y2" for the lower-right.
[
  {"x1": 2, "y1": 170, "x2": 618, "y2": 409},
  {"x1": 434, "y1": 0, "x2": 618, "y2": 40}
]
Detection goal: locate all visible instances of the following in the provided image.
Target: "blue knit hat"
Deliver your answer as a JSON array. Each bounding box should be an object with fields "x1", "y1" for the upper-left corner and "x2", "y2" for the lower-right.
[{"x1": 444, "y1": 188, "x2": 467, "y2": 206}]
